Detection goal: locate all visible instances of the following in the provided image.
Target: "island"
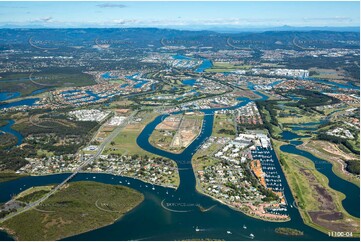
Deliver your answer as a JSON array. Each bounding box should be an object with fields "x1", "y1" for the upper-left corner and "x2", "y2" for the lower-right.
[
  {"x1": 1, "y1": 181, "x2": 144, "y2": 240},
  {"x1": 275, "y1": 227, "x2": 304, "y2": 236}
]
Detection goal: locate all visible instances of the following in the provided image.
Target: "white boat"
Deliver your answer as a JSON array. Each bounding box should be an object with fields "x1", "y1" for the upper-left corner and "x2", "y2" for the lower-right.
[
  {"x1": 227, "y1": 231, "x2": 232, "y2": 234},
  {"x1": 243, "y1": 225, "x2": 247, "y2": 229},
  {"x1": 250, "y1": 233, "x2": 254, "y2": 238},
  {"x1": 152, "y1": 186, "x2": 155, "y2": 190},
  {"x1": 195, "y1": 226, "x2": 200, "y2": 232}
]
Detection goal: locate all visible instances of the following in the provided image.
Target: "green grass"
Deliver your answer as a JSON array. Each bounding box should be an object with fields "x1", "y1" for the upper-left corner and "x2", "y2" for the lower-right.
[
  {"x1": 104, "y1": 112, "x2": 160, "y2": 157},
  {"x1": 3, "y1": 181, "x2": 144, "y2": 241},
  {"x1": 36, "y1": 149, "x2": 55, "y2": 158},
  {"x1": 104, "y1": 128, "x2": 152, "y2": 156},
  {"x1": 15, "y1": 185, "x2": 54, "y2": 201},
  {"x1": 212, "y1": 114, "x2": 236, "y2": 138},
  {"x1": 149, "y1": 130, "x2": 175, "y2": 151}
]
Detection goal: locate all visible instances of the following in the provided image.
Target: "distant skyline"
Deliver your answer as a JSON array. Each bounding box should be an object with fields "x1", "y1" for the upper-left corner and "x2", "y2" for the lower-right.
[{"x1": 0, "y1": 1, "x2": 359, "y2": 29}]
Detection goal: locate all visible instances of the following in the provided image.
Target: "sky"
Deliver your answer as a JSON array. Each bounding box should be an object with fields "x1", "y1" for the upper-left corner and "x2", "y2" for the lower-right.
[{"x1": 0, "y1": 1, "x2": 359, "y2": 29}]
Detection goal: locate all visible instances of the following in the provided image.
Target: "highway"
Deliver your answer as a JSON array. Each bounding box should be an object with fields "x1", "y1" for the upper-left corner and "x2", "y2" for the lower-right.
[{"x1": 0, "y1": 110, "x2": 138, "y2": 223}]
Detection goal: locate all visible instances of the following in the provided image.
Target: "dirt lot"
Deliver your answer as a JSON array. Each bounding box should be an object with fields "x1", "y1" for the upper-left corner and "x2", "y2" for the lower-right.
[
  {"x1": 309, "y1": 211, "x2": 359, "y2": 232},
  {"x1": 155, "y1": 116, "x2": 181, "y2": 130},
  {"x1": 171, "y1": 115, "x2": 202, "y2": 148},
  {"x1": 150, "y1": 113, "x2": 203, "y2": 153}
]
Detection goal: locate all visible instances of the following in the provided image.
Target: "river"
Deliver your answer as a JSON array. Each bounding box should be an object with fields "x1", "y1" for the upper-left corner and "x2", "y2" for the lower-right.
[
  {"x1": 0, "y1": 120, "x2": 23, "y2": 147},
  {"x1": 280, "y1": 130, "x2": 360, "y2": 218},
  {"x1": 0, "y1": 88, "x2": 358, "y2": 240}
]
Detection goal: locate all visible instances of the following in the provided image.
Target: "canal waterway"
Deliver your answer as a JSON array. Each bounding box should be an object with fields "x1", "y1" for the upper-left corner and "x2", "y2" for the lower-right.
[
  {"x1": 0, "y1": 88, "x2": 358, "y2": 241},
  {"x1": 0, "y1": 120, "x2": 23, "y2": 147}
]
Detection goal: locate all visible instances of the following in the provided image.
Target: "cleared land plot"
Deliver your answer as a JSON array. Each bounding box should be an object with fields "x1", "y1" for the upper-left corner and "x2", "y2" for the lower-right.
[
  {"x1": 155, "y1": 116, "x2": 181, "y2": 130},
  {"x1": 149, "y1": 113, "x2": 203, "y2": 153},
  {"x1": 173, "y1": 114, "x2": 203, "y2": 148},
  {"x1": 212, "y1": 114, "x2": 236, "y2": 138}
]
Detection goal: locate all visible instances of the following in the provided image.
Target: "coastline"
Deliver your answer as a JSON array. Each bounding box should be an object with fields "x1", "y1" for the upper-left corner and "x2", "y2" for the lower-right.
[
  {"x1": 15, "y1": 171, "x2": 179, "y2": 190},
  {"x1": 194, "y1": 178, "x2": 290, "y2": 223}
]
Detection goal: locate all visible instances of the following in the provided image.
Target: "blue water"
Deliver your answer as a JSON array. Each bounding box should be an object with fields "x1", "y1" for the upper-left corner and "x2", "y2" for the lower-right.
[
  {"x1": 269, "y1": 80, "x2": 284, "y2": 87},
  {"x1": 0, "y1": 98, "x2": 39, "y2": 110},
  {"x1": 101, "y1": 72, "x2": 118, "y2": 79},
  {"x1": 0, "y1": 88, "x2": 48, "y2": 103},
  {"x1": 0, "y1": 170, "x2": 334, "y2": 241},
  {"x1": 0, "y1": 90, "x2": 358, "y2": 240},
  {"x1": 182, "y1": 79, "x2": 197, "y2": 86},
  {"x1": 126, "y1": 73, "x2": 148, "y2": 89},
  {"x1": 0, "y1": 120, "x2": 23, "y2": 146},
  {"x1": 195, "y1": 59, "x2": 213, "y2": 73},
  {"x1": 0, "y1": 92, "x2": 21, "y2": 102},
  {"x1": 85, "y1": 90, "x2": 101, "y2": 101},
  {"x1": 290, "y1": 140, "x2": 303, "y2": 146},
  {"x1": 281, "y1": 131, "x2": 311, "y2": 140},
  {"x1": 280, "y1": 132, "x2": 360, "y2": 218},
  {"x1": 173, "y1": 54, "x2": 192, "y2": 60},
  {"x1": 133, "y1": 80, "x2": 148, "y2": 88},
  {"x1": 171, "y1": 55, "x2": 212, "y2": 73}
]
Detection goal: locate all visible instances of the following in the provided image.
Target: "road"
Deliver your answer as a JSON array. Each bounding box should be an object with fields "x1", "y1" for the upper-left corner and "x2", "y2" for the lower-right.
[{"x1": 0, "y1": 110, "x2": 138, "y2": 223}]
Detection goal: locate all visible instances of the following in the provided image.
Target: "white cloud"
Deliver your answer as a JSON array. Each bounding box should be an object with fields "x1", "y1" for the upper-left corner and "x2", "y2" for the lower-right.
[{"x1": 97, "y1": 3, "x2": 127, "y2": 8}]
